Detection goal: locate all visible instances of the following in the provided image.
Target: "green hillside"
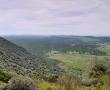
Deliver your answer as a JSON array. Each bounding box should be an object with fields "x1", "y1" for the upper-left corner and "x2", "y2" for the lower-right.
[
  {"x1": 0, "y1": 37, "x2": 63, "y2": 79},
  {"x1": 5, "y1": 36, "x2": 110, "y2": 75}
]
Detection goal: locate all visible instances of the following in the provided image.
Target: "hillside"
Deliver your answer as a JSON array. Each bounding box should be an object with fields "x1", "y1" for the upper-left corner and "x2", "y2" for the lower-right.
[
  {"x1": 0, "y1": 37, "x2": 63, "y2": 78},
  {"x1": 5, "y1": 36, "x2": 110, "y2": 76}
]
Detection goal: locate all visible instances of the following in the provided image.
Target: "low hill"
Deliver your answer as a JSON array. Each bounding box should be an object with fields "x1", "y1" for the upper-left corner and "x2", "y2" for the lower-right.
[{"x1": 5, "y1": 36, "x2": 109, "y2": 56}]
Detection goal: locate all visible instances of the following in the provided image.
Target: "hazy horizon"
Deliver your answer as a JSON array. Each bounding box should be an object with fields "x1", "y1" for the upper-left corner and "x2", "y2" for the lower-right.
[
  {"x1": 0, "y1": 0, "x2": 110, "y2": 36},
  {"x1": 2, "y1": 35, "x2": 110, "y2": 37}
]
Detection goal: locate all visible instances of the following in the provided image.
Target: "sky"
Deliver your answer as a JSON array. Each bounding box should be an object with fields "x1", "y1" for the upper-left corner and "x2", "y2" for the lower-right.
[{"x1": 0, "y1": 0, "x2": 110, "y2": 36}]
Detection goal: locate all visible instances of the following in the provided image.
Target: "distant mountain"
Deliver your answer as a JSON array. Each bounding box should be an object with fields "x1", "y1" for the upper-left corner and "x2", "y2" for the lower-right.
[
  {"x1": 0, "y1": 37, "x2": 63, "y2": 77},
  {"x1": 5, "y1": 36, "x2": 109, "y2": 56}
]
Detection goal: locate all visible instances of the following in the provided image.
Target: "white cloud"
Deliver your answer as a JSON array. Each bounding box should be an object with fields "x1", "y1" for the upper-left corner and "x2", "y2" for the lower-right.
[{"x1": 0, "y1": 0, "x2": 110, "y2": 36}]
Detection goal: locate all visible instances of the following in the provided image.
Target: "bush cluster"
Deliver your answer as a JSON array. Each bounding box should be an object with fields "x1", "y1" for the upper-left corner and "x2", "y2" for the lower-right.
[{"x1": 2, "y1": 76, "x2": 37, "y2": 90}]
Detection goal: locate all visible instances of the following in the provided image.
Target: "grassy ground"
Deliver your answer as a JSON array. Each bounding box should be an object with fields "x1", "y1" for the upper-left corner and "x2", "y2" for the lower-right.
[
  {"x1": 0, "y1": 81, "x2": 6, "y2": 90},
  {"x1": 49, "y1": 53, "x2": 91, "y2": 73},
  {"x1": 37, "y1": 80, "x2": 59, "y2": 90},
  {"x1": 36, "y1": 77, "x2": 110, "y2": 90},
  {"x1": 48, "y1": 52, "x2": 110, "y2": 75},
  {"x1": 98, "y1": 44, "x2": 110, "y2": 55}
]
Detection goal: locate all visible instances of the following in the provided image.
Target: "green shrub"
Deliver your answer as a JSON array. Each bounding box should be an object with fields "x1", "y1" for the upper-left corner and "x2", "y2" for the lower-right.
[
  {"x1": 0, "y1": 70, "x2": 12, "y2": 83},
  {"x1": 89, "y1": 64, "x2": 107, "y2": 78},
  {"x1": 89, "y1": 64, "x2": 110, "y2": 87},
  {"x1": 44, "y1": 74, "x2": 58, "y2": 82},
  {"x1": 2, "y1": 76, "x2": 37, "y2": 90},
  {"x1": 47, "y1": 87, "x2": 53, "y2": 90}
]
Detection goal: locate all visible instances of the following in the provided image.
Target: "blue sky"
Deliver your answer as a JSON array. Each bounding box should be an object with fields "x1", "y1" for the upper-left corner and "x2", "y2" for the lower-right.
[{"x1": 0, "y1": 0, "x2": 110, "y2": 36}]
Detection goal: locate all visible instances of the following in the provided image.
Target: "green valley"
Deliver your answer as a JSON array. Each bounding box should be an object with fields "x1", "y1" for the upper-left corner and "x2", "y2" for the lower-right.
[{"x1": 0, "y1": 36, "x2": 110, "y2": 90}]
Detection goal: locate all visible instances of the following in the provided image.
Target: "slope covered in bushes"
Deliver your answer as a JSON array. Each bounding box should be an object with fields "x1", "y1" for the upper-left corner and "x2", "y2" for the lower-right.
[{"x1": 0, "y1": 37, "x2": 64, "y2": 78}]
